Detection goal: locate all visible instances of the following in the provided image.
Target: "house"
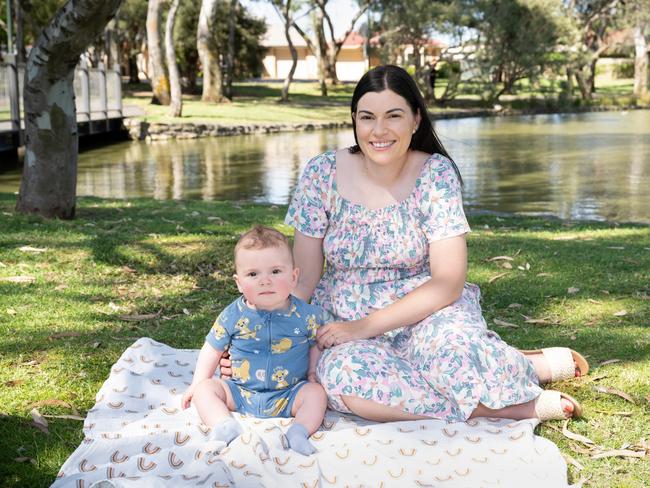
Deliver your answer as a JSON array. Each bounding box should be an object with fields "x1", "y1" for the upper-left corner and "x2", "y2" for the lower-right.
[{"x1": 261, "y1": 24, "x2": 369, "y2": 82}]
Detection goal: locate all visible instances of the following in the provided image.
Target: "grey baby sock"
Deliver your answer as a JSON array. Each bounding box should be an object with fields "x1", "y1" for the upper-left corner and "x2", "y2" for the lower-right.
[
  {"x1": 286, "y1": 423, "x2": 316, "y2": 455},
  {"x1": 210, "y1": 417, "x2": 242, "y2": 445}
]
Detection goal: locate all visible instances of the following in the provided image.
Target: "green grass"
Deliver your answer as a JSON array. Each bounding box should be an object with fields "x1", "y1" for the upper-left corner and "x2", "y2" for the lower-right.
[
  {"x1": 122, "y1": 76, "x2": 639, "y2": 125},
  {"x1": 0, "y1": 193, "x2": 648, "y2": 487}
]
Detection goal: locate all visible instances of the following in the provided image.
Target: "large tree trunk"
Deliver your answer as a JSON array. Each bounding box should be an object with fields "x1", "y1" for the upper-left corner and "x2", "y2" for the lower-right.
[
  {"x1": 280, "y1": 1, "x2": 298, "y2": 102},
  {"x1": 16, "y1": 0, "x2": 123, "y2": 219},
  {"x1": 224, "y1": 0, "x2": 237, "y2": 100},
  {"x1": 198, "y1": 0, "x2": 224, "y2": 102},
  {"x1": 633, "y1": 23, "x2": 648, "y2": 98},
  {"x1": 165, "y1": 0, "x2": 182, "y2": 117},
  {"x1": 146, "y1": 0, "x2": 170, "y2": 105}
]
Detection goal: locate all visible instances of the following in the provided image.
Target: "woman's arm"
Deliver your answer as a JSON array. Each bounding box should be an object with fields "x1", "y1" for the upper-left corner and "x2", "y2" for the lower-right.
[
  {"x1": 317, "y1": 234, "x2": 467, "y2": 348},
  {"x1": 292, "y1": 230, "x2": 325, "y2": 301}
]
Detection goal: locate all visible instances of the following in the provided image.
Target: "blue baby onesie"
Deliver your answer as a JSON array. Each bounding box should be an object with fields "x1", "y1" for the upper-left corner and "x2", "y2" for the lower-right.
[{"x1": 205, "y1": 295, "x2": 324, "y2": 418}]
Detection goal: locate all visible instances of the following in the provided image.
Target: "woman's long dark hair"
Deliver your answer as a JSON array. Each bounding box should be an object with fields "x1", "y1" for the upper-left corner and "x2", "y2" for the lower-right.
[{"x1": 349, "y1": 65, "x2": 462, "y2": 184}]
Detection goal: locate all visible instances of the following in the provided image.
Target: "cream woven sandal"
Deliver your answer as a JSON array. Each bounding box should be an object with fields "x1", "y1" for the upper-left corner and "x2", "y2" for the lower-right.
[
  {"x1": 521, "y1": 347, "x2": 589, "y2": 382},
  {"x1": 534, "y1": 390, "x2": 583, "y2": 421}
]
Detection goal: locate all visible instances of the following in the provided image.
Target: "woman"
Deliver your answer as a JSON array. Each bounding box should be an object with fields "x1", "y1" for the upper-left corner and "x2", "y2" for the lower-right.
[{"x1": 282, "y1": 65, "x2": 588, "y2": 423}]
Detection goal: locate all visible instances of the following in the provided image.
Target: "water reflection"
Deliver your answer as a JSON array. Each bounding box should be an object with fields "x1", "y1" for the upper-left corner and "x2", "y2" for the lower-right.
[{"x1": 0, "y1": 111, "x2": 648, "y2": 223}]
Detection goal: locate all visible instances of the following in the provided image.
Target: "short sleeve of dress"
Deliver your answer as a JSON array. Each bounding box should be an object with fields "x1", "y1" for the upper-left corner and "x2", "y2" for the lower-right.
[
  {"x1": 205, "y1": 302, "x2": 235, "y2": 352},
  {"x1": 419, "y1": 154, "x2": 471, "y2": 242},
  {"x1": 284, "y1": 152, "x2": 334, "y2": 238}
]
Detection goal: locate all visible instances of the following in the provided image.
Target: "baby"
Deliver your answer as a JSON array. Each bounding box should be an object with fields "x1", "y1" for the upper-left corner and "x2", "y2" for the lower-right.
[{"x1": 181, "y1": 225, "x2": 327, "y2": 455}]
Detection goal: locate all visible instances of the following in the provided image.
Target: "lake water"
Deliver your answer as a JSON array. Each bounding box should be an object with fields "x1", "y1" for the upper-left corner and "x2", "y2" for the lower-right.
[{"x1": 1, "y1": 110, "x2": 649, "y2": 223}]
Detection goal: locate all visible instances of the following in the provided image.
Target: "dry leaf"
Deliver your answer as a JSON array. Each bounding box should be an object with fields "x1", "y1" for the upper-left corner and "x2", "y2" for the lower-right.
[
  {"x1": 92, "y1": 342, "x2": 102, "y2": 349},
  {"x1": 587, "y1": 298, "x2": 602, "y2": 304},
  {"x1": 562, "y1": 420, "x2": 595, "y2": 446},
  {"x1": 14, "y1": 457, "x2": 37, "y2": 464},
  {"x1": 18, "y1": 246, "x2": 47, "y2": 253},
  {"x1": 48, "y1": 331, "x2": 81, "y2": 340},
  {"x1": 606, "y1": 246, "x2": 625, "y2": 250},
  {"x1": 30, "y1": 408, "x2": 49, "y2": 433},
  {"x1": 500, "y1": 262, "x2": 513, "y2": 269},
  {"x1": 537, "y1": 272, "x2": 553, "y2": 277},
  {"x1": 508, "y1": 303, "x2": 522, "y2": 308},
  {"x1": 0, "y1": 275, "x2": 36, "y2": 283},
  {"x1": 43, "y1": 414, "x2": 85, "y2": 421},
  {"x1": 592, "y1": 409, "x2": 632, "y2": 417},
  {"x1": 522, "y1": 315, "x2": 554, "y2": 325},
  {"x1": 28, "y1": 399, "x2": 79, "y2": 416},
  {"x1": 592, "y1": 449, "x2": 645, "y2": 459},
  {"x1": 593, "y1": 385, "x2": 635, "y2": 403},
  {"x1": 493, "y1": 318, "x2": 519, "y2": 328},
  {"x1": 553, "y1": 235, "x2": 577, "y2": 241},
  {"x1": 488, "y1": 256, "x2": 514, "y2": 262},
  {"x1": 117, "y1": 312, "x2": 160, "y2": 322},
  {"x1": 54, "y1": 284, "x2": 68, "y2": 291},
  {"x1": 567, "y1": 287, "x2": 580, "y2": 294},
  {"x1": 563, "y1": 453, "x2": 584, "y2": 471},
  {"x1": 108, "y1": 302, "x2": 122, "y2": 312},
  {"x1": 4, "y1": 379, "x2": 24, "y2": 387},
  {"x1": 598, "y1": 359, "x2": 621, "y2": 367},
  {"x1": 182, "y1": 308, "x2": 191, "y2": 315},
  {"x1": 488, "y1": 272, "x2": 508, "y2": 283},
  {"x1": 121, "y1": 266, "x2": 136, "y2": 274},
  {"x1": 517, "y1": 265, "x2": 525, "y2": 271},
  {"x1": 6, "y1": 308, "x2": 17, "y2": 315},
  {"x1": 613, "y1": 310, "x2": 628, "y2": 317}
]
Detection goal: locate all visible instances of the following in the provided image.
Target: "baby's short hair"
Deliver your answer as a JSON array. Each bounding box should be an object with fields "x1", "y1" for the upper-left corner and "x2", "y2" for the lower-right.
[{"x1": 234, "y1": 226, "x2": 292, "y2": 262}]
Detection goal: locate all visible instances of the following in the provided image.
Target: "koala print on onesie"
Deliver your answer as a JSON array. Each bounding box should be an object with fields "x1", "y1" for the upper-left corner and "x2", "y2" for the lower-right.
[{"x1": 206, "y1": 296, "x2": 324, "y2": 417}]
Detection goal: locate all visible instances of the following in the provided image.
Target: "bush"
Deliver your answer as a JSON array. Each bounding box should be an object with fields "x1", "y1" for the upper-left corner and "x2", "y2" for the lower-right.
[
  {"x1": 436, "y1": 61, "x2": 461, "y2": 80},
  {"x1": 612, "y1": 61, "x2": 634, "y2": 79}
]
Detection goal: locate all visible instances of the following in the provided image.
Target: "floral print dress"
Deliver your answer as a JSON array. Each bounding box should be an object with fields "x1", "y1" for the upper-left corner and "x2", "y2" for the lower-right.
[{"x1": 285, "y1": 150, "x2": 542, "y2": 421}]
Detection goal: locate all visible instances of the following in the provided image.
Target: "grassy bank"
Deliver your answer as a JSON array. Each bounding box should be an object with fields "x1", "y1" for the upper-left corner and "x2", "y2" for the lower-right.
[
  {"x1": 122, "y1": 78, "x2": 640, "y2": 125},
  {"x1": 0, "y1": 193, "x2": 649, "y2": 487}
]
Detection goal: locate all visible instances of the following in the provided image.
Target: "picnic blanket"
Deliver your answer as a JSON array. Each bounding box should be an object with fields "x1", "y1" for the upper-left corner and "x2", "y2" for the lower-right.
[{"x1": 51, "y1": 337, "x2": 570, "y2": 488}]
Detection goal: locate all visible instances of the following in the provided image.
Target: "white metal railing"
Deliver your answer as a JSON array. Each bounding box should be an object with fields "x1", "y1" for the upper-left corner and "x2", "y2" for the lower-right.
[{"x1": 1, "y1": 56, "x2": 122, "y2": 138}]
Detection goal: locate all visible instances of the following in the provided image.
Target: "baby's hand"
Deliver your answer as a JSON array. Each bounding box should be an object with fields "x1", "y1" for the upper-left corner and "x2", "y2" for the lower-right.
[{"x1": 181, "y1": 385, "x2": 195, "y2": 410}]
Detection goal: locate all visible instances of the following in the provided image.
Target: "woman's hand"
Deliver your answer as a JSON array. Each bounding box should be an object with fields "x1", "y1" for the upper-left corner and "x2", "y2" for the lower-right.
[{"x1": 316, "y1": 319, "x2": 374, "y2": 349}]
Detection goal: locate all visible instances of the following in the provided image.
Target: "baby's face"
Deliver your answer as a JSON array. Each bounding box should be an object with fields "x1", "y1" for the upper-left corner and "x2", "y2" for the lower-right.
[{"x1": 234, "y1": 246, "x2": 298, "y2": 311}]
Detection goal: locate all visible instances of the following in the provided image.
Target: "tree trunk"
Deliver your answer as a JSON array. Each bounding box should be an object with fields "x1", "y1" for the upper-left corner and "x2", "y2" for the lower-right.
[
  {"x1": 574, "y1": 68, "x2": 592, "y2": 101},
  {"x1": 165, "y1": 0, "x2": 182, "y2": 117},
  {"x1": 589, "y1": 58, "x2": 597, "y2": 93},
  {"x1": 105, "y1": 17, "x2": 120, "y2": 70},
  {"x1": 128, "y1": 54, "x2": 139, "y2": 83},
  {"x1": 14, "y1": 0, "x2": 26, "y2": 65},
  {"x1": 633, "y1": 23, "x2": 648, "y2": 98},
  {"x1": 198, "y1": 0, "x2": 224, "y2": 102},
  {"x1": 280, "y1": 0, "x2": 297, "y2": 102},
  {"x1": 224, "y1": 0, "x2": 237, "y2": 100},
  {"x1": 312, "y1": 7, "x2": 328, "y2": 96},
  {"x1": 146, "y1": 0, "x2": 170, "y2": 105},
  {"x1": 16, "y1": 0, "x2": 123, "y2": 219}
]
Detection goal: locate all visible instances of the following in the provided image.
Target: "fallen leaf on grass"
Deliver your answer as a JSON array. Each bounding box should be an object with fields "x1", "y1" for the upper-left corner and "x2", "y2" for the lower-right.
[
  {"x1": 500, "y1": 262, "x2": 513, "y2": 269},
  {"x1": 613, "y1": 310, "x2": 628, "y2": 317},
  {"x1": 587, "y1": 298, "x2": 602, "y2": 304},
  {"x1": 18, "y1": 246, "x2": 47, "y2": 253},
  {"x1": 536, "y1": 272, "x2": 553, "y2": 277},
  {"x1": 6, "y1": 308, "x2": 17, "y2": 315},
  {"x1": 43, "y1": 414, "x2": 85, "y2": 421},
  {"x1": 593, "y1": 385, "x2": 635, "y2": 403},
  {"x1": 493, "y1": 318, "x2": 519, "y2": 328},
  {"x1": 92, "y1": 341, "x2": 102, "y2": 349},
  {"x1": 121, "y1": 266, "x2": 136, "y2": 274},
  {"x1": 48, "y1": 331, "x2": 81, "y2": 340},
  {"x1": 54, "y1": 284, "x2": 68, "y2": 291},
  {"x1": 488, "y1": 272, "x2": 509, "y2": 283},
  {"x1": 566, "y1": 440, "x2": 596, "y2": 456},
  {"x1": 488, "y1": 255, "x2": 514, "y2": 262},
  {"x1": 30, "y1": 408, "x2": 49, "y2": 433},
  {"x1": 14, "y1": 457, "x2": 37, "y2": 464},
  {"x1": 567, "y1": 287, "x2": 580, "y2": 294},
  {"x1": 553, "y1": 235, "x2": 578, "y2": 241},
  {"x1": 598, "y1": 359, "x2": 621, "y2": 367},
  {"x1": 563, "y1": 453, "x2": 584, "y2": 471},
  {"x1": 4, "y1": 379, "x2": 25, "y2": 387},
  {"x1": 28, "y1": 399, "x2": 80, "y2": 416},
  {"x1": 591, "y1": 449, "x2": 646, "y2": 459},
  {"x1": 562, "y1": 420, "x2": 595, "y2": 446},
  {"x1": 522, "y1": 315, "x2": 555, "y2": 325},
  {"x1": 0, "y1": 275, "x2": 36, "y2": 283},
  {"x1": 646, "y1": 395, "x2": 650, "y2": 404},
  {"x1": 508, "y1": 303, "x2": 522, "y2": 308},
  {"x1": 592, "y1": 409, "x2": 632, "y2": 417},
  {"x1": 606, "y1": 246, "x2": 625, "y2": 250},
  {"x1": 117, "y1": 312, "x2": 160, "y2": 322}
]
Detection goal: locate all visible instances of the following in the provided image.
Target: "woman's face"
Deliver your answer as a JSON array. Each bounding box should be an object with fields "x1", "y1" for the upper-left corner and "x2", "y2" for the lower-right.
[{"x1": 353, "y1": 89, "x2": 421, "y2": 166}]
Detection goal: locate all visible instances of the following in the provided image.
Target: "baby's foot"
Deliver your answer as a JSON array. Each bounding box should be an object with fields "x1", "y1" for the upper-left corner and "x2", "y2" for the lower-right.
[
  {"x1": 286, "y1": 423, "x2": 316, "y2": 456},
  {"x1": 210, "y1": 418, "x2": 242, "y2": 445}
]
